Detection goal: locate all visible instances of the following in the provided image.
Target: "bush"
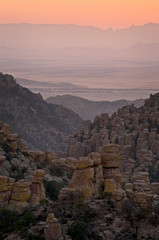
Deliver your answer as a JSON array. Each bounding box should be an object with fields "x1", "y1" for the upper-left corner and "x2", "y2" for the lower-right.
[
  {"x1": 68, "y1": 220, "x2": 87, "y2": 240},
  {"x1": 49, "y1": 166, "x2": 64, "y2": 177},
  {"x1": 74, "y1": 201, "x2": 97, "y2": 222},
  {"x1": 44, "y1": 180, "x2": 64, "y2": 200},
  {"x1": 0, "y1": 208, "x2": 18, "y2": 236},
  {"x1": 14, "y1": 211, "x2": 38, "y2": 232},
  {"x1": 0, "y1": 208, "x2": 38, "y2": 239}
]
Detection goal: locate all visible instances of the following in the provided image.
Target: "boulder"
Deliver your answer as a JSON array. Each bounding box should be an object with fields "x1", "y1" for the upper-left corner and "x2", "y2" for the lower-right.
[
  {"x1": 101, "y1": 145, "x2": 121, "y2": 168},
  {"x1": 132, "y1": 172, "x2": 150, "y2": 184},
  {"x1": 76, "y1": 157, "x2": 94, "y2": 170},
  {"x1": 32, "y1": 169, "x2": 45, "y2": 183},
  {"x1": 104, "y1": 179, "x2": 116, "y2": 193},
  {"x1": 68, "y1": 167, "x2": 94, "y2": 200},
  {"x1": 151, "y1": 182, "x2": 159, "y2": 195},
  {"x1": 64, "y1": 157, "x2": 77, "y2": 168},
  {"x1": 103, "y1": 168, "x2": 122, "y2": 186},
  {"x1": 88, "y1": 152, "x2": 101, "y2": 166},
  {"x1": 112, "y1": 189, "x2": 125, "y2": 201},
  {"x1": 135, "y1": 192, "x2": 147, "y2": 204}
]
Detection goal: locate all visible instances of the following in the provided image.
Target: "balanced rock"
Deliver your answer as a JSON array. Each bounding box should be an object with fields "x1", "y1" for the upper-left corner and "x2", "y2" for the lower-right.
[
  {"x1": 29, "y1": 170, "x2": 45, "y2": 207},
  {"x1": 68, "y1": 165, "x2": 94, "y2": 200},
  {"x1": 44, "y1": 213, "x2": 63, "y2": 240},
  {"x1": 32, "y1": 169, "x2": 45, "y2": 183}
]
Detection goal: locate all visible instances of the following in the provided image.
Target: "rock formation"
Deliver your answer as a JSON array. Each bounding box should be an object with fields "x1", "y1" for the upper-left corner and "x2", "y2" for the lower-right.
[
  {"x1": 59, "y1": 144, "x2": 125, "y2": 207},
  {"x1": 1, "y1": 92, "x2": 159, "y2": 239},
  {"x1": 29, "y1": 170, "x2": 45, "y2": 207},
  {"x1": 44, "y1": 213, "x2": 63, "y2": 240},
  {"x1": 9, "y1": 180, "x2": 31, "y2": 214},
  {"x1": 67, "y1": 92, "x2": 159, "y2": 187}
]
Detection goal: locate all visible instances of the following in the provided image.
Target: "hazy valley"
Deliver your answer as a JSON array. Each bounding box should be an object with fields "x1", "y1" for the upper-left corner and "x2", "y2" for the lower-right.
[{"x1": 1, "y1": 23, "x2": 159, "y2": 93}]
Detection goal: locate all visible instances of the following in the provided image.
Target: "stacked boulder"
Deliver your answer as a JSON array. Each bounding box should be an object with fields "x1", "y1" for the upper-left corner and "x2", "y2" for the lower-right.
[
  {"x1": 0, "y1": 170, "x2": 45, "y2": 214},
  {"x1": 29, "y1": 169, "x2": 45, "y2": 207},
  {"x1": 9, "y1": 180, "x2": 31, "y2": 214},
  {"x1": 125, "y1": 171, "x2": 153, "y2": 210},
  {"x1": 101, "y1": 145, "x2": 125, "y2": 206},
  {"x1": 59, "y1": 144, "x2": 124, "y2": 206},
  {"x1": 44, "y1": 213, "x2": 63, "y2": 240}
]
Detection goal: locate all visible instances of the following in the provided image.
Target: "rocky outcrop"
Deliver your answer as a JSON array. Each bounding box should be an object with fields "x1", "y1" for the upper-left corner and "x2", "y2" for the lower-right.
[
  {"x1": 67, "y1": 92, "x2": 159, "y2": 187},
  {"x1": 59, "y1": 145, "x2": 124, "y2": 204}
]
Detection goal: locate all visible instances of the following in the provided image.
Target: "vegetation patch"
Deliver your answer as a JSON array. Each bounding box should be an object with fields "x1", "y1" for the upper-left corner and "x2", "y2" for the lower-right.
[
  {"x1": 0, "y1": 208, "x2": 38, "y2": 239},
  {"x1": 44, "y1": 180, "x2": 65, "y2": 201},
  {"x1": 68, "y1": 220, "x2": 87, "y2": 240},
  {"x1": 49, "y1": 166, "x2": 65, "y2": 177}
]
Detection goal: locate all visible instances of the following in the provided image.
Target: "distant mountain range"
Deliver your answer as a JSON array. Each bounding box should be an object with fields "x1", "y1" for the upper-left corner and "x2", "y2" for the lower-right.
[
  {"x1": 0, "y1": 73, "x2": 85, "y2": 152},
  {"x1": 46, "y1": 95, "x2": 145, "y2": 120},
  {"x1": 0, "y1": 22, "x2": 159, "y2": 52}
]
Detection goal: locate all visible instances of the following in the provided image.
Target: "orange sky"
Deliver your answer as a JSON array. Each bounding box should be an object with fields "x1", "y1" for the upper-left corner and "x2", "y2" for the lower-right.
[{"x1": 0, "y1": 0, "x2": 159, "y2": 29}]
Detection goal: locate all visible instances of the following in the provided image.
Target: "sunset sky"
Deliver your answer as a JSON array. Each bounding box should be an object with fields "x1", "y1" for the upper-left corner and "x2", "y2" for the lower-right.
[{"x1": 0, "y1": 0, "x2": 159, "y2": 29}]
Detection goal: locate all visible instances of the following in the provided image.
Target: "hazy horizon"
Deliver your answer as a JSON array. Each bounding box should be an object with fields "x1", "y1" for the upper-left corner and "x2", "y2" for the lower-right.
[
  {"x1": 1, "y1": 0, "x2": 159, "y2": 29},
  {"x1": 0, "y1": 22, "x2": 159, "y2": 90}
]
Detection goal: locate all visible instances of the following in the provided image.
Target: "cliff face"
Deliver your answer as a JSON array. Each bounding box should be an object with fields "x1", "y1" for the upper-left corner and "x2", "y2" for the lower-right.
[
  {"x1": 0, "y1": 73, "x2": 85, "y2": 152},
  {"x1": 68, "y1": 92, "x2": 159, "y2": 181}
]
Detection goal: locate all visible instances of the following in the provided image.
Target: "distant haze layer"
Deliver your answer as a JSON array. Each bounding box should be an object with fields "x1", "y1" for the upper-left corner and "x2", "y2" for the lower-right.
[{"x1": 0, "y1": 23, "x2": 159, "y2": 90}]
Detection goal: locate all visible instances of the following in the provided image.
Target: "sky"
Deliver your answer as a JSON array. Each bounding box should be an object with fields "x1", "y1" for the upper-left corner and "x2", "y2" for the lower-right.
[{"x1": 0, "y1": 0, "x2": 159, "y2": 29}]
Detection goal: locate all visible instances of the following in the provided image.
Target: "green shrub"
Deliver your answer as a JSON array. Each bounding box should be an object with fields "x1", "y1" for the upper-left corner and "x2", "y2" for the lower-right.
[
  {"x1": 68, "y1": 220, "x2": 87, "y2": 240},
  {"x1": 14, "y1": 211, "x2": 38, "y2": 231},
  {"x1": 98, "y1": 192, "x2": 112, "y2": 199},
  {"x1": 0, "y1": 208, "x2": 18, "y2": 235},
  {"x1": 49, "y1": 166, "x2": 64, "y2": 177},
  {"x1": 40, "y1": 198, "x2": 49, "y2": 205},
  {"x1": 74, "y1": 201, "x2": 97, "y2": 222},
  {"x1": 0, "y1": 209, "x2": 38, "y2": 238},
  {"x1": 44, "y1": 180, "x2": 64, "y2": 200}
]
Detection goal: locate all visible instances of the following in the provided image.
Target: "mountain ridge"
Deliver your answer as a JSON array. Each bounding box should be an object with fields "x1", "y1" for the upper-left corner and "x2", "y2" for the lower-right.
[
  {"x1": 0, "y1": 22, "x2": 159, "y2": 50},
  {"x1": 0, "y1": 73, "x2": 85, "y2": 152},
  {"x1": 46, "y1": 94, "x2": 145, "y2": 120}
]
